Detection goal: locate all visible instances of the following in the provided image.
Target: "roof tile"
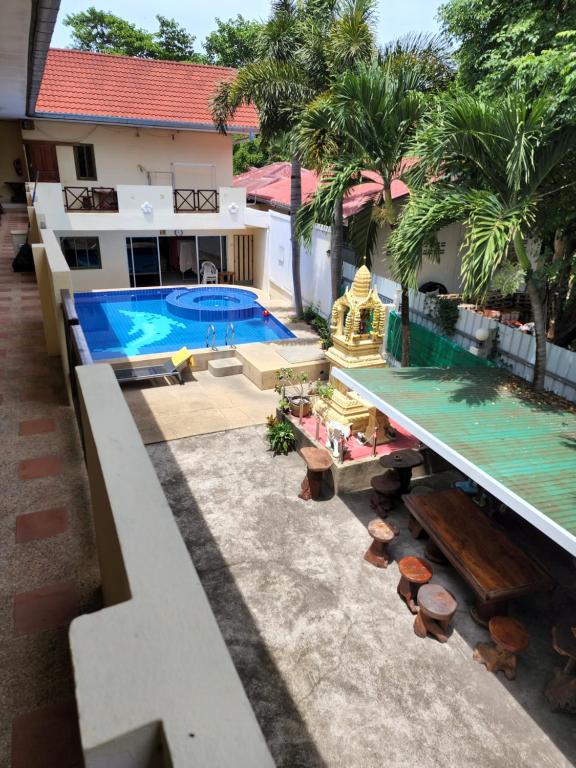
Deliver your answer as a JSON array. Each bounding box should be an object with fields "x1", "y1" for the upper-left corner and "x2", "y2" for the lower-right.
[{"x1": 35, "y1": 49, "x2": 259, "y2": 131}]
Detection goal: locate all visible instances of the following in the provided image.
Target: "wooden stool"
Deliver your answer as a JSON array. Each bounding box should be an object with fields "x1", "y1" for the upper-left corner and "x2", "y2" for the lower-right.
[
  {"x1": 364, "y1": 519, "x2": 399, "y2": 568},
  {"x1": 414, "y1": 583, "x2": 458, "y2": 643},
  {"x1": 406, "y1": 486, "x2": 434, "y2": 538},
  {"x1": 397, "y1": 556, "x2": 433, "y2": 614},
  {"x1": 370, "y1": 471, "x2": 401, "y2": 517},
  {"x1": 545, "y1": 621, "x2": 576, "y2": 713},
  {"x1": 298, "y1": 447, "x2": 332, "y2": 501},
  {"x1": 473, "y1": 617, "x2": 529, "y2": 680}
]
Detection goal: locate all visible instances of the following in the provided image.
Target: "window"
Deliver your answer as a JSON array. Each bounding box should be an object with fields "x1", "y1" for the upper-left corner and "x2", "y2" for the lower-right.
[
  {"x1": 60, "y1": 237, "x2": 101, "y2": 270},
  {"x1": 73, "y1": 144, "x2": 97, "y2": 180}
]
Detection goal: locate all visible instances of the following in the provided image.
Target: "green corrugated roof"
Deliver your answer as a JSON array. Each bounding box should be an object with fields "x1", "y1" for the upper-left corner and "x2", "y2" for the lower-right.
[{"x1": 334, "y1": 366, "x2": 576, "y2": 555}]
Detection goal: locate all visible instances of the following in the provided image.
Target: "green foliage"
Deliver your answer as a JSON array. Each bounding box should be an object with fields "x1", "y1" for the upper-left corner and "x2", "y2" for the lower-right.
[
  {"x1": 424, "y1": 294, "x2": 460, "y2": 337},
  {"x1": 388, "y1": 88, "x2": 576, "y2": 297},
  {"x1": 314, "y1": 380, "x2": 334, "y2": 400},
  {"x1": 266, "y1": 418, "x2": 297, "y2": 455},
  {"x1": 64, "y1": 8, "x2": 203, "y2": 61},
  {"x1": 438, "y1": 0, "x2": 576, "y2": 103},
  {"x1": 233, "y1": 138, "x2": 269, "y2": 175},
  {"x1": 204, "y1": 15, "x2": 264, "y2": 67},
  {"x1": 300, "y1": 305, "x2": 333, "y2": 349},
  {"x1": 275, "y1": 367, "x2": 310, "y2": 398}
]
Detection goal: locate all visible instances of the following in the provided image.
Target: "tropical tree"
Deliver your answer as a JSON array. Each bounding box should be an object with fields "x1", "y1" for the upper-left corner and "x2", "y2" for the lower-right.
[
  {"x1": 203, "y1": 15, "x2": 265, "y2": 68},
  {"x1": 64, "y1": 8, "x2": 202, "y2": 61},
  {"x1": 296, "y1": 37, "x2": 453, "y2": 363},
  {"x1": 212, "y1": 0, "x2": 376, "y2": 317},
  {"x1": 388, "y1": 89, "x2": 576, "y2": 390}
]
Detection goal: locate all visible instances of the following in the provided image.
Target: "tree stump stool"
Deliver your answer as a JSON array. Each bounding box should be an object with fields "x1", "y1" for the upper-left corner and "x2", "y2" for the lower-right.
[
  {"x1": 364, "y1": 518, "x2": 400, "y2": 568},
  {"x1": 406, "y1": 485, "x2": 434, "y2": 538},
  {"x1": 414, "y1": 583, "x2": 458, "y2": 643},
  {"x1": 370, "y1": 471, "x2": 401, "y2": 517},
  {"x1": 545, "y1": 621, "x2": 576, "y2": 713},
  {"x1": 298, "y1": 447, "x2": 332, "y2": 501},
  {"x1": 473, "y1": 616, "x2": 529, "y2": 680},
  {"x1": 397, "y1": 556, "x2": 433, "y2": 614}
]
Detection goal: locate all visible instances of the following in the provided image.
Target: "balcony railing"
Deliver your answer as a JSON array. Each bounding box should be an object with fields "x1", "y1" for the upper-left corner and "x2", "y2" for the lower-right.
[
  {"x1": 174, "y1": 188, "x2": 219, "y2": 213},
  {"x1": 64, "y1": 186, "x2": 119, "y2": 212}
]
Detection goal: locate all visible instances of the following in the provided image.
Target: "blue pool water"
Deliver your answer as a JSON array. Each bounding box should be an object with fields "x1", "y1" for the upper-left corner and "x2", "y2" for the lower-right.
[{"x1": 75, "y1": 287, "x2": 296, "y2": 360}]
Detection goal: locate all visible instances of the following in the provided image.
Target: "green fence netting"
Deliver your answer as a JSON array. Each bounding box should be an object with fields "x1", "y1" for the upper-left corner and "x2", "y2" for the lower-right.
[{"x1": 386, "y1": 311, "x2": 493, "y2": 369}]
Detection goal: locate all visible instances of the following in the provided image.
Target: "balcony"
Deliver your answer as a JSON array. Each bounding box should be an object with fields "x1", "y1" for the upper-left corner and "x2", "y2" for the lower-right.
[
  {"x1": 174, "y1": 188, "x2": 219, "y2": 213},
  {"x1": 63, "y1": 186, "x2": 119, "y2": 212}
]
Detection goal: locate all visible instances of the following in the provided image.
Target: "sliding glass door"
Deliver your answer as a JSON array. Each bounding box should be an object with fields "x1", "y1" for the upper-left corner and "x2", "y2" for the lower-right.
[{"x1": 126, "y1": 236, "x2": 161, "y2": 287}]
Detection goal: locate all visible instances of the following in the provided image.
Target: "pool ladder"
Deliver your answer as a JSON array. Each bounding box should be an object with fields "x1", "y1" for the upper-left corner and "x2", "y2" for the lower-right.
[
  {"x1": 205, "y1": 324, "x2": 217, "y2": 350},
  {"x1": 225, "y1": 322, "x2": 236, "y2": 349}
]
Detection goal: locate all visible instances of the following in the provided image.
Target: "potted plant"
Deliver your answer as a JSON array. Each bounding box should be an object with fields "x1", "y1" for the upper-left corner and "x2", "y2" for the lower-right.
[
  {"x1": 275, "y1": 367, "x2": 312, "y2": 418},
  {"x1": 266, "y1": 416, "x2": 296, "y2": 455}
]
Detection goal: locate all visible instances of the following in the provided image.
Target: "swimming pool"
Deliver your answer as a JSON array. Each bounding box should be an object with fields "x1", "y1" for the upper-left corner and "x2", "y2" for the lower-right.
[{"x1": 75, "y1": 286, "x2": 296, "y2": 360}]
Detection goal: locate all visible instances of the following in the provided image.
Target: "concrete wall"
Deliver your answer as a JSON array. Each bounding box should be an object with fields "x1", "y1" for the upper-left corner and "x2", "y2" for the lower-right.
[
  {"x1": 371, "y1": 221, "x2": 465, "y2": 293},
  {"x1": 22, "y1": 120, "x2": 234, "y2": 188},
  {"x1": 0, "y1": 119, "x2": 25, "y2": 202},
  {"x1": 73, "y1": 364, "x2": 275, "y2": 767},
  {"x1": 54, "y1": 230, "x2": 131, "y2": 291},
  {"x1": 267, "y1": 210, "x2": 333, "y2": 316}
]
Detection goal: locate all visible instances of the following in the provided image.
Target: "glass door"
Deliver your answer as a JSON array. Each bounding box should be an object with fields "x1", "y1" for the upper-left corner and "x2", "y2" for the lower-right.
[
  {"x1": 126, "y1": 236, "x2": 161, "y2": 287},
  {"x1": 196, "y1": 235, "x2": 226, "y2": 283}
]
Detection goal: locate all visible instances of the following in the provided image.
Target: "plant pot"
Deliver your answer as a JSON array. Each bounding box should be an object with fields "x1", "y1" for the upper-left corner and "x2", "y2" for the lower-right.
[{"x1": 288, "y1": 396, "x2": 312, "y2": 418}]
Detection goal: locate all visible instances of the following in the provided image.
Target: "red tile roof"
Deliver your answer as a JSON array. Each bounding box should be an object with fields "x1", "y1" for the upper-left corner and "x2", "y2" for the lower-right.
[
  {"x1": 34, "y1": 49, "x2": 259, "y2": 132},
  {"x1": 234, "y1": 160, "x2": 414, "y2": 216},
  {"x1": 234, "y1": 162, "x2": 319, "y2": 208}
]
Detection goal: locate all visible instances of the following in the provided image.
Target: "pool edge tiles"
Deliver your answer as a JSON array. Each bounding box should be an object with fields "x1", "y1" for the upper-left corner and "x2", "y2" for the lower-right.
[{"x1": 74, "y1": 286, "x2": 296, "y2": 360}]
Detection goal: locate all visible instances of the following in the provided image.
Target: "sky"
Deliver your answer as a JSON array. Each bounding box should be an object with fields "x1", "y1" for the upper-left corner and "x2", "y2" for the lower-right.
[{"x1": 50, "y1": 0, "x2": 445, "y2": 51}]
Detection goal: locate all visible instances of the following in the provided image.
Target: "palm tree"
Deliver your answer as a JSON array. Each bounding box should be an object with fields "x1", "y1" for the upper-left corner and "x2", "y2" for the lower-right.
[
  {"x1": 212, "y1": 0, "x2": 376, "y2": 317},
  {"x1": 296, "y1": 61, "x2": 431, "y2": 363},
  {"x1": 388, "y1": 89, "x2": 576, "y2": 390},
  {"x1": 296, "y1": 36, "x2": 453, "y2": 362}
]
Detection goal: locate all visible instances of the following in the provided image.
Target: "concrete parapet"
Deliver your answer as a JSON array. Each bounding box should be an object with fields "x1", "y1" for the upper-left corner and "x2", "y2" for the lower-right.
[{"x1": 72, "y1": 364, "x2": 275, "y2": 768}]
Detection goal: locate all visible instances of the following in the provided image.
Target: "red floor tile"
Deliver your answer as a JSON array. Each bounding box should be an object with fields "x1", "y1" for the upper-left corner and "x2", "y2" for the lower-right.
[
  {"x1": 18, "y1": 455, "x2": 62, "y2": 480},
  {"x1": 13, "y1": 582, "x2": 79, "y2": 636},
  {"x1": 16, "y1": 507, "x2": 69, "y2": 543},
  {"x1": 11, "y1": 699, "x2": 83, "y2": 768},
  {"x1": 19, "y1": 418, "x2": 57, "y2": 436}
]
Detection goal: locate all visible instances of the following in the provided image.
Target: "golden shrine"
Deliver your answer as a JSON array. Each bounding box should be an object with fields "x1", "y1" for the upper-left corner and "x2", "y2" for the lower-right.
[{"x1": 314, "y1": 264, "x2": 391, "y2": 442}]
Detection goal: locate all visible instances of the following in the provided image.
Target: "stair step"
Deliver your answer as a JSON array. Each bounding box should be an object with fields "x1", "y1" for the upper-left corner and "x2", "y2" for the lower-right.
[{"x1": 208, "y1": 358, "x2": 243, "y2": 377}]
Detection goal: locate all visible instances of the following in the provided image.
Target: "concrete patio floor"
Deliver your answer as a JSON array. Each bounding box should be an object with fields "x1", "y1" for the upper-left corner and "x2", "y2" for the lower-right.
[
  {"x1": 124, "y1": 370, "x2": 278, "y2": 444},
  {"x1": 149, "y1": 425, "x2": 576, "y2": 768}
]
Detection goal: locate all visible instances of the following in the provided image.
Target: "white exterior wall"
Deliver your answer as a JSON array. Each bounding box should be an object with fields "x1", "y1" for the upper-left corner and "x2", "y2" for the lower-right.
[
  {"x1": 267, "y1": 210, "x2": 332, "y2": 316},
  {"x1": 22, "y1": 120, "x2": 234, "y2": 188},
  {"x1": 371, "y1": 221, "x2": 465, "y2": 293}
]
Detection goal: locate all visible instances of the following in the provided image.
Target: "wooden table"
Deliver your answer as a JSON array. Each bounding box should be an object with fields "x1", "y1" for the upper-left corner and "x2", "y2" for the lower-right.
[
  {"x1": 218, "y1": 270, "x2": 234, "y2": 284},
  {"x1": 403, "y1": 489, "x2": 553, "y2": 625},
  {"x1": 380, "y1": 450, "x2": 423, "y2": 493}
]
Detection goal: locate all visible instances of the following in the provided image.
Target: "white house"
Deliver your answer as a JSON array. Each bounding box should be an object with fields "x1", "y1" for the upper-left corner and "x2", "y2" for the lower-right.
[
  {"x1": 234, "y1": 161, "x2": 466, "y2": 315},
  {"x1": 4, "y1": 48, "x2": 269, "y2": 292}
]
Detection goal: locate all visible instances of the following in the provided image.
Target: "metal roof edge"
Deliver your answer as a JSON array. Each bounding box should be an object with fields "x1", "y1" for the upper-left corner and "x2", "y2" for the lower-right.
[
  {"x1": 31, "y1": 112, "x2": 259, "y2": 134},
  {"x1": 27, "y1": 0, "x2": 61, "y2": 115},
  {"x1": 333, "y1": 367, "x2": 576, "y2": 557}
]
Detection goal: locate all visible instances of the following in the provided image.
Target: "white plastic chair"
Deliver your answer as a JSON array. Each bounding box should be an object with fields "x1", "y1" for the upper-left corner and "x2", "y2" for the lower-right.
[{"x1": 200, "y1": 260, "x2": 218, "y2": 284}]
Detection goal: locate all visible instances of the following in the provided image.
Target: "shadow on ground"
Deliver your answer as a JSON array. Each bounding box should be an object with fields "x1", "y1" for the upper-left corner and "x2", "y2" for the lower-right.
[{"x1": 144, "y1": 420, "x2": 576, "y2": 768}]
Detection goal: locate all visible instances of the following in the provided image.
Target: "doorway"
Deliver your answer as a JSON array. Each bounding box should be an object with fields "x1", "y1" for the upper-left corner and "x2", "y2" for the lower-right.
[
  {"x1": 24, "y1": 142, "x2": 60, "y2": 182},
  {"x1": 160, "y1": 235, "x2": 227, "y2": 285},
  {"x1": 126, "y1": 237, "x2": 161, "y2": 287}
]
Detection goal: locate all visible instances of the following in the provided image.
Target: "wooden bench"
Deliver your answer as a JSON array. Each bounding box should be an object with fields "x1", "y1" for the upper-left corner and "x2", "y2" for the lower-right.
[{"x1": 403, "y1": 489, "x2": 553, "y2": 625}]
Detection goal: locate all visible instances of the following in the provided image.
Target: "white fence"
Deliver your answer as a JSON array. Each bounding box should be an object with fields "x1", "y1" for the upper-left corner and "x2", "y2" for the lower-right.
[{"x1": 342, "y1": 263, "x2": 576, "y2": 402}]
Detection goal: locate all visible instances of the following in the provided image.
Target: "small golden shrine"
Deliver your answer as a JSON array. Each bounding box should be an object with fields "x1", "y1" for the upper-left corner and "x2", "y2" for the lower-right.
[{"x1": 315, "y1": 264, "x2": 391, "y2": 442}]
